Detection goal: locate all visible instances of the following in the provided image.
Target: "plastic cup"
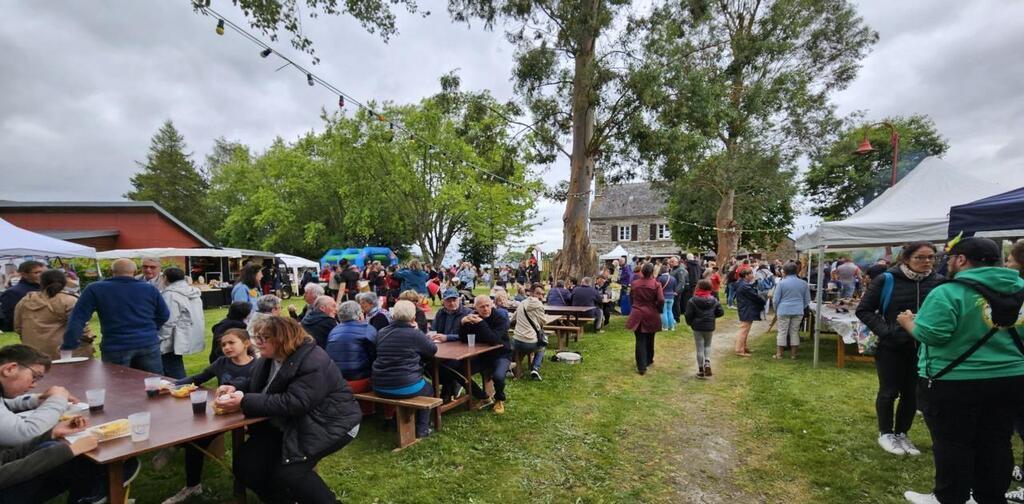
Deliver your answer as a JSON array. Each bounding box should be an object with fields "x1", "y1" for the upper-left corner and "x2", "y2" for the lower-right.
[
  {"x1": 59, "y1": 349, "x2": 73, "y2": 361},
  {"x1": 144, "y1": 377, "x2": 162, "y2": 398},
  {"x1": 128, "y1": 412, "x2": 151, "y2": 442},
  {"x1": 190, "y1": 390, "x2": 208, "y2": 415},
  {"x1": 467, "y1": 333, "x2": 476, "y2": 347},
  {"x1": 85, "y1": 389, "x2": 105, "y2": 412}
]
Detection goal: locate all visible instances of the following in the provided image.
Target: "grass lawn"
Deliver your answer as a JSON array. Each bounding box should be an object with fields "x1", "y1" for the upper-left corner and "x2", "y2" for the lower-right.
[{"x1": 7, "y1": 294, "x2": 1015, "y2": 502}]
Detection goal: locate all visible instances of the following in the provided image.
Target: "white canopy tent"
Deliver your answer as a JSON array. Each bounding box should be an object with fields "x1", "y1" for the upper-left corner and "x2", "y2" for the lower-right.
[
  {"x1": 795, "y1": 156, "x2": 1024, "y2": 366},
  {"x1": 95, "y1": 248, "x2": 242, "y2": 259},
  {"x1": 276, "y1": 253, "x2": 321, "y2": 293},
  {"x1": 600, "y1": 245, "x2": 632, "y2": 260},
  {"x1": 0, "y1": 218, "x2": 96, "y2": 259}
]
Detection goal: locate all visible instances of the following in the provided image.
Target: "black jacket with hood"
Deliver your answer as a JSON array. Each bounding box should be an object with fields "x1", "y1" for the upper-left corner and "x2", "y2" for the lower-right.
[{"x1": 856, "y1": 265, "x2": 943, "y2": 348}]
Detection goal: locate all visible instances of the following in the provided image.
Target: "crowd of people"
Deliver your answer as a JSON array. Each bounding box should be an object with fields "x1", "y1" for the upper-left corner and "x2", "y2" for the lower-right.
[{"x1": 2, "y1": 238, "x2": 1023, "y2": 503}]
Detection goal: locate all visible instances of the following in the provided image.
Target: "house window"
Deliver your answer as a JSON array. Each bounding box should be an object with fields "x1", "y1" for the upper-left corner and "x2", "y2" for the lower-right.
[
  {"x1": 618, "y1": 225, "x2": 632, "y2": 241},
  {"x1": 656, "y1": 224, "x2": 671, "y2": 240}
]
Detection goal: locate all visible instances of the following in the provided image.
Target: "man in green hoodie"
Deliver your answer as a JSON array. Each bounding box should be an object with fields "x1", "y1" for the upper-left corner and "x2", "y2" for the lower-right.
[{"x1": 898, "y1": 237, "x2": 1024, "y2": 504}]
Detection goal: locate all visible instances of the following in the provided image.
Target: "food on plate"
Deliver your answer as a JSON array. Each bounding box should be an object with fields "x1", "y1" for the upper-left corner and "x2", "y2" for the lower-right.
[
  {"x1": 170, "y1": 384, "x2": 199, "y2": 398},
  {"x1": 91, "y1": 419, "x2": 130, "y2": 441}
]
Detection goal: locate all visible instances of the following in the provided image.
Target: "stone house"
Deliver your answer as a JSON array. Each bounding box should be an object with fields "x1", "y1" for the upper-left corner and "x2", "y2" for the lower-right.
[{"x1": 589, "y1": 182, "x2": 682, "y2": 259}]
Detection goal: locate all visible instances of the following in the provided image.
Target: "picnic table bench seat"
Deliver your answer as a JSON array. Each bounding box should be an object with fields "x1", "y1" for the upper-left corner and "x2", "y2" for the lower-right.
[{"x1": 353, "y1": 392, "x2": 443, "y2": 451}]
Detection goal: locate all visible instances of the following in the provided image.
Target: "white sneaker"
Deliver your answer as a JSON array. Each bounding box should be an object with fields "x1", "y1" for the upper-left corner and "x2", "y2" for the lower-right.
[
  {"x1": 903, "y1": 491, "x2": 939, "y2": 504},
  {"x1": 879, "y1": 433, "x2": 906, "y2": 455},
  {"x1": 161, "y1": 484, "x2": 202, "y2": 504},
  {"x1": 895, "y1": 433, "x2": 921, "y2": 456},
  {"x1": 1015, "y1": 465, "x2": 1024, "y2": 482},
  {"x1": 1008, "y1": 486, "x2": 1024, "y2": 503}
]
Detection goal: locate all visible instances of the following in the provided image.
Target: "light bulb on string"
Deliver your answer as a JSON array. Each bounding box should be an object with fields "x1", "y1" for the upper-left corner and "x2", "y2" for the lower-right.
[
  {"x1": 307, "y1": 73, "x2": 314, "y2": 86},
  {"x1": 260, "y1": 48, "x2": 272, "y2": 58},
  {"x1": 216, "y1": 19, "x2": 225, "y2": 35},
  {"x1": 338, "y1": 96, "x2": 345, "y2": 108}
]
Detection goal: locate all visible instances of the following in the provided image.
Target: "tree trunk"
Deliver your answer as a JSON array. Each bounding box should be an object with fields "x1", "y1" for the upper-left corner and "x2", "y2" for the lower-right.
[
  {"x1": 715, "y1": 188, "x2": 740, "y2": 263},
  {"x1": 553, "y1": 0, "x2": 599, "y2": 281}
]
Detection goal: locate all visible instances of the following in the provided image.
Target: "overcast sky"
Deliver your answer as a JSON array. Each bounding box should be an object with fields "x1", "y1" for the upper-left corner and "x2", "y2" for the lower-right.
[{"x1": 1, "y1": 1, "x2": 1022, "y2": 257}]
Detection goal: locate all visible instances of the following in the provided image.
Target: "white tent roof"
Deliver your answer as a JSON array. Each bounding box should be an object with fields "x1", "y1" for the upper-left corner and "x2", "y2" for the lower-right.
[
  {"x1": 600, "y1": 245, "x2": 631, "y2": 260},
  {"x1": 96, "y1": 248, "x2": 242, "y2": 259},
  {"x1": 0, "y1": 218, "x2": 96, "y2": 259},
  {"x1": 275, "y1": 253, "x2": 319, "y2": 270},
  {"x1": 796, "y1": 157, "x2": 1024, "y2": 250}
]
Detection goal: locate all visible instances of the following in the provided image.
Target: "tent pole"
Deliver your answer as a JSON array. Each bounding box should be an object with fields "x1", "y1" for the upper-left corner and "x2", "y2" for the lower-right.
[
  {"x1": 95, "y1": 259, "x2": 103, "y2": 279},
  {"x1": 813, "y1": 247, "x2": 825, "y2": 368}
]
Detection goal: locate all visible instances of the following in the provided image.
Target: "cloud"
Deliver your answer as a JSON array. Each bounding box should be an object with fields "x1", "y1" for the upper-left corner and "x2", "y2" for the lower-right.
[{"x1": 1, "y1": 0, "x2": 1019, "y2": 257}]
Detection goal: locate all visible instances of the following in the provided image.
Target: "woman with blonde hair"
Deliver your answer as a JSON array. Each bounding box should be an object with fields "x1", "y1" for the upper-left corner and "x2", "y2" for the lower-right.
[
  {"x1": 214, "y1": 316, "x2": 361, "y2": 503},
  {"x1": 14, "y1": 269, "x2": 94, "y2": 359}
]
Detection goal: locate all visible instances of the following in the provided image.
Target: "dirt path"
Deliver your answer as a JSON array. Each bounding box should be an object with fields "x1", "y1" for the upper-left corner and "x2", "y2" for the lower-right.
[{"x1": 663, "y1": 315, "x2": 771, "y2": 503}]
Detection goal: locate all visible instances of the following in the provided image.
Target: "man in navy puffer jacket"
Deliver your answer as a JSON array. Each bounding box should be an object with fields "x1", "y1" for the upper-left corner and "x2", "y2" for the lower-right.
[{"x1": 326, "y1": 301, "x2": 377, "y2": 413}]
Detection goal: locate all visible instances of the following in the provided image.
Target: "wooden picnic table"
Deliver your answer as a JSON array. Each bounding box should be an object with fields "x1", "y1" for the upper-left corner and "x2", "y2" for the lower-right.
[
  {"x1": 543, "y1": 305, "x2": 595, "y2": 324},
  {"x1": 429, "y1": 341, "x2": 502, "y2": 430},
  {"x1": 37, "y1": 359, "x2": 264, "y2": 504}
]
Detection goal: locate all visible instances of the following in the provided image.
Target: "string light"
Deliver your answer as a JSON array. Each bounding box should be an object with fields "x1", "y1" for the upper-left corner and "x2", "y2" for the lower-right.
[
  {"x1": 202, "y1": 6, "x2": 550, "y2": 198},
  {"x1": 260, "y1": 48, "x2": 272, "y2": 58}
]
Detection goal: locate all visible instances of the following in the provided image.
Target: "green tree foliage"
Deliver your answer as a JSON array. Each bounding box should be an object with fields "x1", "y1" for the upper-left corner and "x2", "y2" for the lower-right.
[
  {"x1": 125, "y1": 120, "x2": 215, "y2": 241},
  {"x1": 633, "y1": 0, "x2": 878, "y2": 260},
  {"x1": 803, "y1": 115, "x2": 948, "y2": 220},
  {"x1": 447, "y1": 0, "x2": 646, "y2": 279},
  {"x1": 190, "y1": 0, "x2": 422, "y2": 63},
  {"x1": 208, "y1": 80, "x2": 539, "y2": 263}
]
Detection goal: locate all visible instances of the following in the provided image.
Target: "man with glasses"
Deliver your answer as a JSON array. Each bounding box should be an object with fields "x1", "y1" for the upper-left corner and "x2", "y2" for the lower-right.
[
  {"x1": 0, "y1": 260, "x2": 45, "y2": 332},
  {"x1": 0, "y1": 344, "x2": 76, "y2": 447},
  {"x1": 137, "y1": 257, "x2": 164, "y2": 290}
]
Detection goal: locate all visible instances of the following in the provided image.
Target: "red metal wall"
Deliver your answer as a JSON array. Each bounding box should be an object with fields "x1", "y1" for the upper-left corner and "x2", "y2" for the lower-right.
[{"x1": 0, "y1": 208, "x2": 206, "y2": 251}]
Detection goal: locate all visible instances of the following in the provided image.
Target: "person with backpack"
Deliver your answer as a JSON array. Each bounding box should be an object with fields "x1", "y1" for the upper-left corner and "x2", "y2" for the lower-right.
[
  {"x1": 898, "y1": 237, "x2": 1024, "y2": 504},
  {"x1": 856, "y1": 242, "x2": 943, "y2": 458}
]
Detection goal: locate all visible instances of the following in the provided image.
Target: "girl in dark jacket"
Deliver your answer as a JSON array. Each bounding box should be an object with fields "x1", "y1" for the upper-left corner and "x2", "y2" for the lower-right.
[
  {"x1": 685, "y1": 279, "x2": 725, "y2": 378},
  {"x1": 734, "y1": 269, "x2": 766, "y2": 356},
  {"x1": 855, "y1": 242, "x2": 941, "y2": 457},
  {"x1": 214, "y1": 316, "x2": 361, "y2": 504},
  {"x1": 626, "y1": 262, "x2": 664, "y2": 375}
]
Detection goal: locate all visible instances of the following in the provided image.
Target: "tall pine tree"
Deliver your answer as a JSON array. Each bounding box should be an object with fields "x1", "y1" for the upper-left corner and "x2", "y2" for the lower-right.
[{"x1": 125, "y1": 120, "x2": 213, "y2": 241}]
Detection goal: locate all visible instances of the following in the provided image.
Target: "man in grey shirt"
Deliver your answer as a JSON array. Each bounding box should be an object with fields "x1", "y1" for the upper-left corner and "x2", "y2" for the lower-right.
[{"x1": 833, "y1": 258, "x2": 862, "y2": 299}]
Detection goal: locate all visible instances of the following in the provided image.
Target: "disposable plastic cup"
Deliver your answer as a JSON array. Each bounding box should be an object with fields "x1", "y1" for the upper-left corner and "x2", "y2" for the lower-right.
[
  {"x1": 59, "y1": 349, "x2": 73, "y2": 361},
  {"x1": 467, "y1": 333, "x2": 476, "y2": 347},
  {"x1": 86, "y1": 389, "x2": 105, "y2": 412},
  {"x1": 190, "y1": 390, "x2": 208, "y2": 415},
  {"x1": 144, "y1": 377, "x2": 162, "y2": 398},
  {"x1": 129, "y1": 412, "x2": 151, "y2": 442}
]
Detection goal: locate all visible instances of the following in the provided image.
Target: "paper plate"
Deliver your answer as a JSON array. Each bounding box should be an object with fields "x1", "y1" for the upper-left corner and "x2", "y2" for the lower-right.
[
  {"x1": 554, "y1": 352, "x2": 582, "y2": 364},
  {"x1": 51, "y1": 357, "x2": 88, "y2": 364},
  {"x1": 67, "y1": 402, "x2": 89, "y2": 413}
]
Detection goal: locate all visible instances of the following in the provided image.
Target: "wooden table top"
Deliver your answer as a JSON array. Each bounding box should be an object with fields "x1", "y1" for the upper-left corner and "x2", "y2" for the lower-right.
[
  {"x1": 37, "y1": 358, "x2": 263, "y2": 464},
  {"x1": 543, "y1": 305, "x2": 595, "y2": 315},
  {"x1": 433, "y1": 341, "x2": 502, "y2": 361}
]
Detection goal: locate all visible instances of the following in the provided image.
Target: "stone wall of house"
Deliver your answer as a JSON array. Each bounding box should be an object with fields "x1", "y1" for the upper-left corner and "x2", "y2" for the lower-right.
[{"x1": 591, "y1": 218, "x2": 683, "y2": 258}]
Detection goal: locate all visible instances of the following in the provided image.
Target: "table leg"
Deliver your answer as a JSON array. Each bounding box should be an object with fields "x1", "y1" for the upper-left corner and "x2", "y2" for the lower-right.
[
  {"x1": 232, "y1": 428, "x2": 248, "y2": 503},
  {"x1": 107, "y1": 460, "x2": 126, "y2": 504},
  {"x1": 464, "y1": 358, "x2": 475, "y2": 411},
  {"x1": 836, "y1": 337, "x2": 846, "y2": 369},
  {"x1": 432, "y1": 360, "x2": 443, "y2": 430}
]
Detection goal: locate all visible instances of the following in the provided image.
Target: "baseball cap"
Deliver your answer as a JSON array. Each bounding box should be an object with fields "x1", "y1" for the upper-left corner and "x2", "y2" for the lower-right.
[
  {"x1": 947, "y1": 237, "x2": 1002, "y2": 263},
  {"x1": 442, "y1": 288, "x2": 460, "y2": 300}
]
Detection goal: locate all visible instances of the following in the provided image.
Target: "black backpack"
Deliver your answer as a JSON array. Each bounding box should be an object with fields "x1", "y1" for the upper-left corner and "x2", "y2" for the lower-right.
[{"x1": 924, "y1": 278, "x2": 1024, "y2": 385}]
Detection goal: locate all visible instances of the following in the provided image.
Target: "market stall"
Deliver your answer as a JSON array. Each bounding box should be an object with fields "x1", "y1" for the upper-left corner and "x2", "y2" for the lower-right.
[
  {"x1": 276, "y1": 253, "x2": 320, "y2": 294},
  {"x1": 947, "y1": 185, "x2": 1024, "y2": 238},
  {"x1": 96, "y1": 247, "x2": 243, "y2": 308}
]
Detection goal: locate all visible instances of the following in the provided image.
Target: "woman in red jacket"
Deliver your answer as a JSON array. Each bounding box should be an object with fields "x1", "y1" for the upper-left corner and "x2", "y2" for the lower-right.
[{"x1": 626, "y1": 262, "x2": 664, "y2": 375}]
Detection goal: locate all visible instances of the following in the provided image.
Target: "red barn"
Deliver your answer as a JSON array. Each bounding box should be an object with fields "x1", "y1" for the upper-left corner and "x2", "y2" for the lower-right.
[{"x1": 0, "y1": 201, "x2": 213, "y2": 251}]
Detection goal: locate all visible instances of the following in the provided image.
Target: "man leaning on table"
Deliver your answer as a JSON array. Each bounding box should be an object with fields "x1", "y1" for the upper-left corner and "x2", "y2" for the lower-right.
[
  {"x1": 62, "y1": 258, "x2": 170, "y2": 375},
  {"x1": 0, "y1": 344, "x2": 138, "y2": 504}
]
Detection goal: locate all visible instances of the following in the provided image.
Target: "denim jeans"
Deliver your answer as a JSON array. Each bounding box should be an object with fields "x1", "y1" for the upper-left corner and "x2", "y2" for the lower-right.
[
  {"x1": 512, "y1": 339, "x2": 546, "y2": 371},
  {"x1": 662, "y1": 298, "x2": 676, "y2": 330},
  {"x1": 102, "y1": 343, "x2": 164, "y2": 375},
  {"x1": 376, "y1": 381, "x2": 434, "y2": 436},
  {"x1": 161, "y1": 353, "x2": 187, "y2": 379},
  {"x1": 839, "y1": 281, "x2": 856, "y2": 299}
]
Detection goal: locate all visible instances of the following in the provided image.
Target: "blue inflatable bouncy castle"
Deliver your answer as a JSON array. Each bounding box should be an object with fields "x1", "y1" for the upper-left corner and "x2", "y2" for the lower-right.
[{"x1": 320, "y1": 247, "x2": 398, "y2": 269}]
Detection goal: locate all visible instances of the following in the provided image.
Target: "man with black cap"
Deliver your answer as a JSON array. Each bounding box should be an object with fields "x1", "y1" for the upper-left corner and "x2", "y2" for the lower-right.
[{"x1": 898, "y1": 237, "x2": 1024, "y2": 504}]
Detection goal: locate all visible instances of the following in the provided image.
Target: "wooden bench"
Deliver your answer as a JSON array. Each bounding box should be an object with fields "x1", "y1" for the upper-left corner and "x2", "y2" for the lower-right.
[
  {"x1": 544, "y1": 324, "x2": 582, "y2": 351},
  {"x1": 352, "y1": 392, "x2": 443, "y2": 451},
  {"x1": 512, "y1": 349, "x2": 538, "y2": 378}
]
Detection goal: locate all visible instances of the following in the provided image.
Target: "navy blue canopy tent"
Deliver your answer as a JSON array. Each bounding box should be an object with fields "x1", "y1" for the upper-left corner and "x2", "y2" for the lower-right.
[{"x1": 948, "y1": 186, "x2": 1024, "y2": 238}]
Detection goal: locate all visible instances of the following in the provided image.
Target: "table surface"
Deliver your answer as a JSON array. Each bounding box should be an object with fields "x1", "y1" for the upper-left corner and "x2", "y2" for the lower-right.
[
  {"x1": 543, "y1": 305, "x2": 595, "y2": 314},
  {"x1": 433, "y1": 341, "x2": 502, "y2": 361},
  {"x1": 37, "y1": 359, "x2": 263, "y2": 464}
]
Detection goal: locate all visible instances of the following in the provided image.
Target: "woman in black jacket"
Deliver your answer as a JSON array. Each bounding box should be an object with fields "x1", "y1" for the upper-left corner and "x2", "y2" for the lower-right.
[
  {"x1": 373, "y1": 300, "x2": 438, "y2": 437},
  {"x1": 734, "y1": 269, "x2": 766, "y2": 356},
  {"x1": 214, "y1": 316, "x2": 361, "y2": 503},
  {"x1": 855, "y1": 242, "x2": 941, "y2": 457}
]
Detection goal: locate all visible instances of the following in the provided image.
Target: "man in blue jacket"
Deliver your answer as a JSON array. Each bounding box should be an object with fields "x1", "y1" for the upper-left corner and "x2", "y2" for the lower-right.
[
  {"x1": 62, "y1": 259, "x2": 169, "y2": 374},
  {"x1": 0, "y1": 261, "x2": 45, "y2": 332}
]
